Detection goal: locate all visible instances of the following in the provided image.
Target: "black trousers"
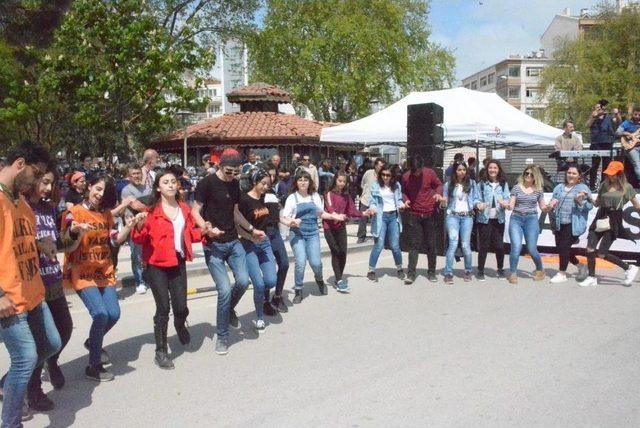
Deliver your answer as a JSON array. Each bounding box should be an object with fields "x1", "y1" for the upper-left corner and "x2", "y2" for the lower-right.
[
  {"x1": 324, "y1": 225, "x2": 348, "y2": 281},
  {"x1": 356, "y1": 203, "x2": 369, "y2": 239},
  {"x1": 406, "y1": 212, "x2": 437, "y2": 274},
  {"x1": 586, "y1": 229, "x2": 628, "y2": 276},
  {"x1": 554, "y1": 224, "x2": 580, "y2": 271},
  {"x1": 477, "y1": 219, "x2": 505, "y2": 272},
  {"x1": 29, "y1": 295, "x2": 73, "y2": 394},
  {"x1": 145, "y1": 259, "x2": 189, "y2": 326}
]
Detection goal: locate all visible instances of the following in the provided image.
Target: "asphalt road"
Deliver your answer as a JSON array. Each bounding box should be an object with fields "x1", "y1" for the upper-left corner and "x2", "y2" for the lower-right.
[{"x1": 5, "y1": 248, "x2": 640, "y2": 427}]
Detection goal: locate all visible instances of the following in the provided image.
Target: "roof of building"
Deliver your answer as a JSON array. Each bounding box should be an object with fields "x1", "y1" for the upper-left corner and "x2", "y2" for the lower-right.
[
  {"x1": 226, "y1": 82, "x2": 291, "y2": 104},
  {"x1": 152, "y1": 111, "x2": 342, "y2": 148}
]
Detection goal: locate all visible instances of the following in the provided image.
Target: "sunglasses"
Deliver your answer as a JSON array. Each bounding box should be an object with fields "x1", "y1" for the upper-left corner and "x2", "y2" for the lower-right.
[
  {"x1": 223, "y1": 169, "x2": 236, "y2": 176},
  {"x1": 523, "y1": 171, "x2": 533, "y2": 177},
  {"x1": 303, "y1": 158, "x2": 310, "y2": 162},
  {"x1": 381, "y1": 173, "x2": 392, "y2": 178}
]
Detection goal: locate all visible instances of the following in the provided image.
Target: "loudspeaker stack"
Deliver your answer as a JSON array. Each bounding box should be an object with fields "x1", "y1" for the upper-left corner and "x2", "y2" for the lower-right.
[{"x1": 406, "y1": 103, "x2": 444, "y2": 178}]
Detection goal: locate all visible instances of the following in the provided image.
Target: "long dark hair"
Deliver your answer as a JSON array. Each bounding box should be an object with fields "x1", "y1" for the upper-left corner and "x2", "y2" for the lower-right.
[
  {"x1": 85, "y1": 172, "x2": 117, "y2": 211},
  {"x1": 149, "y1": 168, "x2": 182, "y2": 207},
  {"x1": 291, "y1": 170, "x2": 317, "y2": 194},
  {"x1": 483, "y1": 159, "x2": 507, "y2": 187},
  {"x1": 377, "y1": 165, "x2": 398, "y2": 189},
  {"x1": 327, "y1": 171, "x2": 349, "y2": 196},
  {"x1": 448, "y1": 160, "x2": 471, "y2": 194}
]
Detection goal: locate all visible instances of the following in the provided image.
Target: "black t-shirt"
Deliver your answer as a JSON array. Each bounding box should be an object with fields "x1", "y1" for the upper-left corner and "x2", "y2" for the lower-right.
[
  {"x1": 238, "y1": 193, "x2": 270, "y2": 232},
  {"x1": 264, "y1": 190, "x2": 281, "y2": 229},
  {"x1": 195, "y1": 173, "x2": 240, "y2": 243},
  {"x1": 65, "y1": 188, "x2": 84, "y2": 205}
]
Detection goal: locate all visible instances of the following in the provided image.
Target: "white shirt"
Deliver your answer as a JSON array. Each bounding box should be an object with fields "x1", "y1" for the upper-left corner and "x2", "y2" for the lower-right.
[
  {"x1": 488, "y1": 182, "x2": 499, "y2": 219},
  {"x1": 453, "y1": 184, "x2": 469, "y2": 213},
  {"x1": 380, "y1": 186, "x2": 396, "y2": 212},
  {"x1": 282, "y1": 192, "x2": 324, "y2": 219},
  {"x1": 171, "y1": 209, "x2": 185, "y2": 256}
]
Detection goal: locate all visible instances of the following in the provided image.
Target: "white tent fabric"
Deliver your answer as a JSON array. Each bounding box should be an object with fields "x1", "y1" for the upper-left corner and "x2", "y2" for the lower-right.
[{"x1": 320, "y1": 87, "x2": 563, "y2": 146}]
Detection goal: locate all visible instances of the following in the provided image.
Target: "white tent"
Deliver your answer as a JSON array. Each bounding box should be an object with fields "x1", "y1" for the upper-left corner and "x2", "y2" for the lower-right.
[{"x1": 320, "y1": 87, "x2": 563, "y2": 147}]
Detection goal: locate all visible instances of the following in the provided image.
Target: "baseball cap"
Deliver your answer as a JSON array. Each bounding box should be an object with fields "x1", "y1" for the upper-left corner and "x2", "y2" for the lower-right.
[{"x1": 603, "y1": 160, "x2": 624, "y2": 176}]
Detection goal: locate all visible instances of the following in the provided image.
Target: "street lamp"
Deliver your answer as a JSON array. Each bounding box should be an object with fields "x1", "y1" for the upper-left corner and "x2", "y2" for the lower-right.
[{"x1": 176, "y1": 109, "x2": 192, "y2": 168}]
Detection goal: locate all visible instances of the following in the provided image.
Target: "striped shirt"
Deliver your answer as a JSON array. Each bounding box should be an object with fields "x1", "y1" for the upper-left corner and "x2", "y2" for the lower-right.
[{"x1": 511, "y1": 185, "x2": 543, "y2": 215}]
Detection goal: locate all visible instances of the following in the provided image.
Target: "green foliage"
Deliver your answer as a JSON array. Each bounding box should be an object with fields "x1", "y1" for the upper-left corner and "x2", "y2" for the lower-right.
[
  {"x1": 540, "y1": 2, "x2": 640, "y2": 130},
  {"x1": 248, "y1": 0, "x2": 455, "y2": 122}
]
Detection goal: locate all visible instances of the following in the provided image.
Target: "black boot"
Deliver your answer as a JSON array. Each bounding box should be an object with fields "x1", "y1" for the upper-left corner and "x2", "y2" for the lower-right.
[
  {"x1": 293, "y1": 289, "x2": 303, "y2": 304},
  {"x1": 154, "y1": 319, "x2": 174, "y2": 370},
  {"x1": 316, "y1": 279, "x2": 328, "y2": 295},
  {"x1": 174, "y1": 309, "x2": 191, "y2": 346},
  {"x1": 27, "y1": 368, "x2": 54, "y2": 411},
  {"x1": 271, "y1": 294, "x2": 288, "y2": 313}
]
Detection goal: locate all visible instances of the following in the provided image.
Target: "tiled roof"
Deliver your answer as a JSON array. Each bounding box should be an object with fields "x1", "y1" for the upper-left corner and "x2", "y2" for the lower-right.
[
  {"x1": 165, "y1": 112, "x2": 331, "y2": 142},
  {"x1": 227, "y1": 82, "x2": 291, "y2": 103}
]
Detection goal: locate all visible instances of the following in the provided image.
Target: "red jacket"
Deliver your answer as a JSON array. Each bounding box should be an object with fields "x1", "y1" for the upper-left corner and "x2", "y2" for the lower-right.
[{"x1": 132, "y1": 202, "x2": 201, "y2": 268}]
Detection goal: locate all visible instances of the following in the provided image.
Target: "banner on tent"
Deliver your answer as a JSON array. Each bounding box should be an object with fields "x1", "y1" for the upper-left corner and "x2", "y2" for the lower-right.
[{"x1": 504, "y1": 193, "x2": 640, "y2": 253}]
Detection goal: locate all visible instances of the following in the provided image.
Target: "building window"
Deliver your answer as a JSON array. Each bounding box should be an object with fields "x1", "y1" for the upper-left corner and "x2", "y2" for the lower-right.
[
  {"x1": 480, "y1": 77, "x2": 487, "y2": 87},
  {"x1": 508, "y1": 86, "x2": 520, "y2": 98},
  {"x1": 497, "y1": 88, "x2": 507, "y2": 99},
  {"x1": 470, "y1": 81, "x2": 477, "y2": 90},
  {"x1": 526, "y1": 67, "x2": 543, "y2": 77},
  {"x1": 464, "y1": 84, "x2": 470, "y2": 89},
  {"x1": 212, "y1": 89, "x2": 217, "y2": 96},
  {"x1": 508, "y1": 66, "x2": 520, "y2": 77},
  {"x1": 525, "y1": 88, "x2": 539, "y2": 99},
  {"x1": 525, "y1": 108, "x2": 544, "y2": 120},
  {"x1": 487, "y1": 73, "x2": 495, "y2": 84}
]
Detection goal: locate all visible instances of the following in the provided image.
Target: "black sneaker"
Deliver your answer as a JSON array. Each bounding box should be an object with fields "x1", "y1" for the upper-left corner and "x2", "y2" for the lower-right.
[
  {"x1": 496, "y1": 269, "x2": 506, "y2": 280},
  {"x1": 404, "y1": 272, "x2": 416, "y2": 285},
  {"x1": 293, "y1": 289, "x2": 303, "y2": 304},
  {"x1": 84, "y1": 339, "x2": 110, "y2": 365},
  {"x1": 356, "y1": 237, "x2": 366, "y2": 244},
  {"x1": 263, "y1": 301, "x2": 278, "y2": 316},
  {"x1": 444, "y1": 274, "x2": 454, "y2": 285},
  {"x1": 272, "y1": 295, "x2": 288, "y2": 313},
  {"x1": 477, "y1": 271, "x2": 486, "y2": 281},
  {"x1": 367, "y1": 271, "x2": 377, "y2": 282},
  {"x1": 427, "y1": 271, "x2": 437, "y2": 282},
  {"x1": 229, "y1": 310, "x2": 240, "y2": 328},
  {"x1": 27, "y1": 389, "x2": 54, "y2": 412},
  {"x1": 85, "y1": 364, "x2": 114, "y2": 382},
  {"x1": 316, "y1": 280, "x2": 328, "y2": 295},
  {"x1": 47, "y1": 362, "x2": 65, "y2": 390},
  {"x1": 397, "y1": 269, "x2": 406, "y2": 280}
]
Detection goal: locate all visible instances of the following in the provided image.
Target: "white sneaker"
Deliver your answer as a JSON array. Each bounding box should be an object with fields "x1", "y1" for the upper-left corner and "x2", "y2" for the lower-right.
[
  {"x1": 549, "y1": 272, "x2": 568, "y2": 284},
  {"x1": 136, "y1": 285, "x2": 147, "y2": 294},
  {"x1": 578, "y1": 276, "x2": 598, "y2": 287},
  {"x1": 253, "y1": 319, "x2": 265, "y2": 333},
  {"x1": 624, "y1": 265, "x2": 638, "y2": 286}
]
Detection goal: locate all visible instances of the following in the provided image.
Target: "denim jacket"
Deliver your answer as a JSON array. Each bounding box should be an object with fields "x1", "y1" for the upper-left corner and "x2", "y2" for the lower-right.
[
  {"x1": 442, "y1": 180, "x2": 480, "y2": 215},
  {"x1": 368, "y1": 181, "x2": 403, "y2": 237},
  {"x1": 475, "y1": 180, "x2": 511, "y2": 224},
  {"x1": 551, "y1": 183, "x2": 593, "y2": 236}
]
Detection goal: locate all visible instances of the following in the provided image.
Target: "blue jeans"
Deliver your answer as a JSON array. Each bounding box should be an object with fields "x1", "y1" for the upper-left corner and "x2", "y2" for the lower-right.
[
  {"x1": 289, "y1": 233, "x2": 323, "y2": 290},
  {"x1": 242, "y1": 239, "x2": 277, "y2": 320},
  {"x1": 267, "y1": 227, "x2": 289, "y2": 296},
  {"x1": 78, "y1": 286, "x2": 121, "y2": 366},
  {"x1": 129, "y1": 237, "x2": 146, "y2": 287},
  {"x1": 509, "y1": 213, "x2": 543, "y2": 274},
  {"x1": 203, "y1": 240, "x2": 250, "y2": 338},
  {"x1": 368, "y1": 212, "x2": 402, "y2": 269},
  {"x1": 0, "y1": 302, "x2": 61, "y2": 428},
  {"x1": 627, "y1": 148, "x2": 640, "y2": 181},
  {"x1": 445, "y1": 215, "x2": 474, "y2": 275}
]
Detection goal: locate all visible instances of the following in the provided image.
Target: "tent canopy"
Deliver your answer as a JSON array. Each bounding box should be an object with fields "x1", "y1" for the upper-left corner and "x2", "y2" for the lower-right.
[{"x1": 320, "y1": 88, "x2": 565, "y2": 147}]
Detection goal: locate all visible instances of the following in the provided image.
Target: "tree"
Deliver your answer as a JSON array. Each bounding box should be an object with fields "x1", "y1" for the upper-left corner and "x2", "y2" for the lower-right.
[
  {"x1": 248, "y1": 0, "x2": 455, "y2": 122},
  {"x1": 540, "y1": 2, "x2": 640, "y2": 130}
]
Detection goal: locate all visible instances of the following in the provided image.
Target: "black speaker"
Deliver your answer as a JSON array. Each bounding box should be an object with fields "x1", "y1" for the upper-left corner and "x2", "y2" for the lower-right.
[
  {"x1": 407, "y1": 103, "x2": 444, "y2": 174},
  {"x1": 407, "y1": 103, "x2": 443, "y2": 127}
]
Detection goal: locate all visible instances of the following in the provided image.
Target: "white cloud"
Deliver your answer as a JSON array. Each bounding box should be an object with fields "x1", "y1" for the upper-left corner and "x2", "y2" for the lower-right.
[{"x1": 430, "y1": 0, "x2": 602, "y2": 83}]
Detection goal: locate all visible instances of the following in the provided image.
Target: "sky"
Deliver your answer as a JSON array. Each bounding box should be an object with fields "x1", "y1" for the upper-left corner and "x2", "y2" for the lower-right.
[{"x1": 429, "y1": 0, "x2": 602, "y2": 84}]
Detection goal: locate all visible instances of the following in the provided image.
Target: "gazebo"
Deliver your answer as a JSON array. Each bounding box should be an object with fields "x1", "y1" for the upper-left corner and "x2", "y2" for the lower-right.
[{"x1": 150, "y1": 83, "x2": 359, "y2": 167}]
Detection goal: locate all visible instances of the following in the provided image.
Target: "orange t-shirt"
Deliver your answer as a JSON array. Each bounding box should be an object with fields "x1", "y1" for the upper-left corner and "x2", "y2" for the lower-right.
[
  {"x1": 0, "y1": 192, "x2": 45, "y2": 314},
  {"x1": 62, "y1": 205, "x2": 116, "y2": 290}
]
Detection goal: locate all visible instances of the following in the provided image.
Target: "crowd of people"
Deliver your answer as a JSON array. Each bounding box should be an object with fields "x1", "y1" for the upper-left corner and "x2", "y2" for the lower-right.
[{"x1": 2, "y1": 110, "x2": 640, "y2": 426}]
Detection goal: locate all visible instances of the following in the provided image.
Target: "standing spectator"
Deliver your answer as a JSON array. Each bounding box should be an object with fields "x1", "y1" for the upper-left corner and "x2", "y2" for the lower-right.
[
  {"x1": 191, "y1": 150, "x2": 264, "y2": 355},
  {"x1": 345, "y1": 159, "x2": 359, "y2": 201},
  {"x1": 297, "y1": 155, "x2": 320, "y2": 189},
  {"x1": 402, "y1": 154, "x2": 444, "y2": 284},
  {"x1": 0, "y1": 141, "x2": 61, "y2": 425},
  {"x1": 586, "y1": 99, "x2": 617, "y2": 189},
  {"x1": 241, "y1": 150, "x2": 260, "y2": 174},
  {"x1": 357, "y1": 158, "x2": 385, "y2": 243},
  {"x1": 78, "y1": 154, "x2": 94, "y2": 176},
  {"x1": 318, "y1": 158, "x2": 335, "y2": 194},
  {"x1": 270, "y1": 154, "x2": 282, "y2": 172},
  {"x1": 554, "y1": 120, "x2": 583, "y2": 171},
  {"x1": 618, "y1": 106, "x2": 640, "y2": 181},
  {"x1": 141, "y1": 149, "x2": 159, "y2": 192},
  {"x1": 467, "y1": 157, "x2": 478, "y2": 181},
  {"x1": 65, "y1": 172, "x2": 86, "y2": 210},
  {"x1": 121, "y1": 164, "x2": 152, "y2": 294},
  {"x1": 445, "y1": 153, "x2": 464, "y2": 178}
]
